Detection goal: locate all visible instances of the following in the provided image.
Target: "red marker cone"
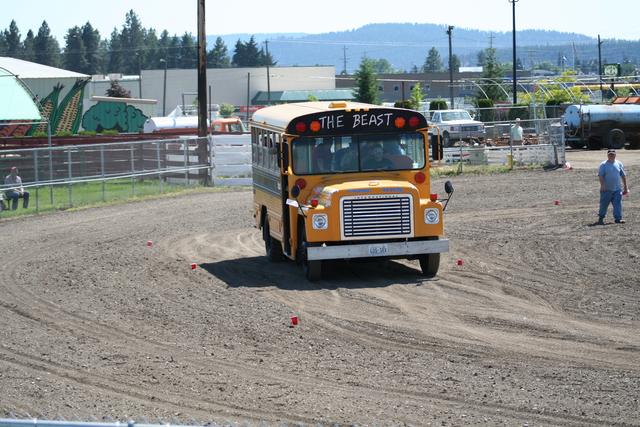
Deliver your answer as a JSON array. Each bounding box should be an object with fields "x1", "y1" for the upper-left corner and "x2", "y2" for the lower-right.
[
  {"x1": 456, "y1": 259, "x2": 464, "y2": 266},
  {"x1": 190, "y1": 263, "x2": 197, "y2": 270},
  {"x1": 290, "y1": 315, "x2": 299, "y2": 326},
  {"x1": 554, "y1": 200, "x2": 560, "y2": 205},
  {"x1": 146, "y1": 240, "x2": 153, "y2": 247}
]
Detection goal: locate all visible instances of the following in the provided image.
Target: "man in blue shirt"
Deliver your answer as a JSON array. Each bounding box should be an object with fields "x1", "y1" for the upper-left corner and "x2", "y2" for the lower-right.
[{"x1": 597, "y1": 149, "x2": 629, "y2": 225}]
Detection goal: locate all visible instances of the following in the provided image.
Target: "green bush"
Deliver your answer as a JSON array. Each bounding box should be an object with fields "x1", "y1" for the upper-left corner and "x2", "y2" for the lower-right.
[
  {"x1": 55, "y1": 130, "x2": 73, "y2": 137},
  {"x1": 32, "y1": 131, "x2": 48, "y2": 138},
  {"x1": 99, "y1": 129, "x2": 119, "y2": 136},
  {"x1": 429, "y1": 99, "x2": 448, "y2": 111},
  {"x1": 508, "y1": 104, "x2": 529, "y2": 121},
  {"x1": 78, "y1": 130, "x2": 97, "y2": 136},
  {"x1": 219, "y1": 103, "x2": 235, "y2": 117},
  {"x1": 394, "y1": 100, "x2": 414, "y2": 109},
  {"x1": 475, "y1": 98, "x2": 495, "y2": 122}
]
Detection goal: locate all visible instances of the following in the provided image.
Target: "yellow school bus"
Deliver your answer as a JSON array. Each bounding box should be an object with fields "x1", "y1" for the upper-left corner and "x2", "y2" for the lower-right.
[{"x1": 250, "y1": 101, "x2": 452, "y2": 281}]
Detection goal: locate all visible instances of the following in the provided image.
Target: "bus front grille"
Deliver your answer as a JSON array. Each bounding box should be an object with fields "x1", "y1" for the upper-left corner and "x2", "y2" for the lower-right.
[{"x1": 341, "y1": 194, "x2": 413, "y2": 239}]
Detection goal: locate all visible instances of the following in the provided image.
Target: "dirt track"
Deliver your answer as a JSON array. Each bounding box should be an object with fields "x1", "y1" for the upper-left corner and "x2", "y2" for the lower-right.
[{"x1": 1, "y1": 150, "x2": 639, "y2": 426}]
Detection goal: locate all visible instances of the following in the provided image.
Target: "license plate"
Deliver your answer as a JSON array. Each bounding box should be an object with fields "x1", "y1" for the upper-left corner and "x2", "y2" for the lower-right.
[{"x1": 368, "y1": 244, "x2": 388, "y2": 256}]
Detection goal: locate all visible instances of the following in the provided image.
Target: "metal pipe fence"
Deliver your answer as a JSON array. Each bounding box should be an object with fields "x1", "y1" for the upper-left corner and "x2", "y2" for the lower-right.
[{"x1": 0, "y1": 137, "x2": 212, "y2": 213}]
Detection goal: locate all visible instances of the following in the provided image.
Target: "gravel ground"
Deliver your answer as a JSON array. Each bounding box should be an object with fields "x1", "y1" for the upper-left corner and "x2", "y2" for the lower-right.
[{"x1": 0, "y1": 150, "x2": 639, "y2": 426}]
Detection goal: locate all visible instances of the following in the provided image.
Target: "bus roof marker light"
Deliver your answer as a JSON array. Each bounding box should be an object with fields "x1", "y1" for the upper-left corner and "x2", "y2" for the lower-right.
[
  {"x1": 329, "y1": 101, "x2": 347, "y2": 108},
  {"x1": 409, "y1": 116, "x2": 421, "y2": 128},
  {"x1": 310, "y1": 199, "x2": 319, "y2": 208},
  {"x1": 310, "y1": 120, "x2": 321, "y2": 132},
  {"x1": 415, "y1": 172, "x2": 426, "y2": 184},
  {"x1": 430, "y1": 193, "x2": 438, "y2": 202},
  {"x1": 295, "y1": 121, "x2": 307, "y2": 133},
  {"x1": 394, "y1": 117, "x2": 406, "y2": 128}
]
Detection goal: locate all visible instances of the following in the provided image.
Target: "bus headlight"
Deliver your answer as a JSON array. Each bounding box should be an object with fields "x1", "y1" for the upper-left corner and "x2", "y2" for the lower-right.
[
  {"x1": 312, "y1": 214, "x2": 328, "y2": 230},
  {"x1": 424, "y1": 208, "x2": 439, "y2": 224}
]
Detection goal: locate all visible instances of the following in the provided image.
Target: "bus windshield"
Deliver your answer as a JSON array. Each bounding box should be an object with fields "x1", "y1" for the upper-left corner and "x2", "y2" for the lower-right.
[{"x1": 292, "y1": 132, "x2": 426, "y2": 175}]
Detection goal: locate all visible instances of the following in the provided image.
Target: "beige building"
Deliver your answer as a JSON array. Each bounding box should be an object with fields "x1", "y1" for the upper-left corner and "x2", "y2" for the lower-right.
[{"x1": 141, "y1": 66, "x2": 336, "y2": 116}]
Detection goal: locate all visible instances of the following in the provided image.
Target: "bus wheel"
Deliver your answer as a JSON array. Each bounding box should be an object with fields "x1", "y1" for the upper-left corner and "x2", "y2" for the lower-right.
[
  {"x1": 418, "y1": 253, "x2": 440, "y2": 277},
  {"x1": 263, "y1": 215, "x2": 284, "y2": 261},
  {"x1": 298, "y1": 227, "x2": 321, "y2": 281}
]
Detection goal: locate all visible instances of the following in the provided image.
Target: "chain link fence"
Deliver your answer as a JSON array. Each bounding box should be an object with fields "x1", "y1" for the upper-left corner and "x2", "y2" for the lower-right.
[{"x1": 0, "y1": 137, "x2": 211, "y2": 214}]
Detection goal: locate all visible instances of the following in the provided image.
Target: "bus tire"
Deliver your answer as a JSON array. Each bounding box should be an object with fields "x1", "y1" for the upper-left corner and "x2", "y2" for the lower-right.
[
  {"x1": 418, "y1": 253, "x2": 440, "y2": 277},
  {"x1": 263, "y1": 215, "x2": 284, "y2": 262},
  {"x1": 297, "y1": 226, "x2": 321, "y2": 281}
]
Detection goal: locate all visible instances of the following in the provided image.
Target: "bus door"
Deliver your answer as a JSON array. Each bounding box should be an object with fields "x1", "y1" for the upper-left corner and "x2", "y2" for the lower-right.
[{"x1": 279, "y1": 137, "x2": 292, "y2": 256}]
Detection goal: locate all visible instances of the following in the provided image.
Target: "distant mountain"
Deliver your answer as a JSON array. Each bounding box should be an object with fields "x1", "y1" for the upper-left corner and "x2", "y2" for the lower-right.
[{"x1": 208, "y1": 23, "x2": 638, "y2": 73}]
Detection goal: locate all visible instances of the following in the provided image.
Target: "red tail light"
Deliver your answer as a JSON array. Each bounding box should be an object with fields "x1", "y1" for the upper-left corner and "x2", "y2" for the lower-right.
[
  {"x1": 414, "y1": 172, "x2": 426, "y2": 184},
  {"x1": 394, "y1": 117, "x2": 406, "y2": 128},
  {"x1": 430, "y1": 193, "x2": 438, "y2": 202},
  {"x1": 409, "y1": 116, "x2": 421, "y2": 128},
  {"x1": 295, "y1": 178, "x2": 307, "y2": 190},
  {"x1": 310, "y1": 120, "x2": 321, "y2": 132},
  {"x1": 295, "y1": 122, "x2": 307, "y2": 133}
]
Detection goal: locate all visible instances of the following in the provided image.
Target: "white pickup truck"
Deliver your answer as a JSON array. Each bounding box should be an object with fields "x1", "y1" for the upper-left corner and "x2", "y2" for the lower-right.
[{"x1": 428, "y1": 109, "x2": 485, "y2": 147}]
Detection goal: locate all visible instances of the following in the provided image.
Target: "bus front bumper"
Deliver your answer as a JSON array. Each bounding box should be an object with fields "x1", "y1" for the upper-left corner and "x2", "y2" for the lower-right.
[{"x1": 306, "y1": 239, "x2": 449, "y2": 261}]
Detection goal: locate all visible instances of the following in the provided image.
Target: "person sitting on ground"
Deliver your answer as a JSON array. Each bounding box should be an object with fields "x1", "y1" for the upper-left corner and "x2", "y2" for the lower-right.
[
  {"x1": 4, "y1": 166, "x2": 29, "y2": 210},
  {"x1": 362, "y1": 142, "x2": 394, "y2": 170}
]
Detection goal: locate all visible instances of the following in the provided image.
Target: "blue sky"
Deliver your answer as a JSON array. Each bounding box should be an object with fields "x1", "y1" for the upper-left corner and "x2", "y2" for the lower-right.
[{"x1": 5, "y1": 0, "x2": 640, "y2": 42}]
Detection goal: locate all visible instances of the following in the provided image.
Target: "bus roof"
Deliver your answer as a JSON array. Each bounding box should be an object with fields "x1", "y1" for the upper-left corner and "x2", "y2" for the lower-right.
[{"x1": 251, "y1": 101, "x2": 407, "y2": 131}]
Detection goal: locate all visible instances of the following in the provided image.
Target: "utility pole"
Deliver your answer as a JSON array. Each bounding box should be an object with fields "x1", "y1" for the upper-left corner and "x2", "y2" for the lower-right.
[
  {"x1": 508, "y1": 0, "x2": 519, "y2": 105},
  {"x1": 446, "y1": 25, "x2": 454, "y2": 109},
  {"x1": 196, "y1": 0, "x2": 209, "y2": 185},
  {"x1": 598, "y1": 34, "x2": 604, "y2": 101},
  {"x1": 265, "y1": 40, "x2": 271, "y2": 105}
]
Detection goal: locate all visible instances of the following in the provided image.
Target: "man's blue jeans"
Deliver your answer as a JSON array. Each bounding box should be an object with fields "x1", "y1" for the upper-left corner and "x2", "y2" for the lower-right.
[
  {"x1": 5, "y1": 190, "x2": 29, "y2": 210},
  {"x1": 599, "y1": 190, "x2": 622, "y2": 221}
]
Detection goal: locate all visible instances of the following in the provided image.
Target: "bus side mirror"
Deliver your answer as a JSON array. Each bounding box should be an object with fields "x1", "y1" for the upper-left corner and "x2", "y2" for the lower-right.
[
  {"x1": 291, "y1": 184, "x2": 301, "y2": 198},
  {"x1": 443, "y1": 180, "x2": 454, "y2": 211},
  {"x1": 445, "y1": 180, "x2": 454, "y2": 194}
]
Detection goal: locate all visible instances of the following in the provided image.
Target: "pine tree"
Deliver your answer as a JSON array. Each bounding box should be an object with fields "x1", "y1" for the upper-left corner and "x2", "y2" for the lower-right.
[
  {"x1": 158, "y1": 30, "x2": 171, "y2": 67},
  {"x1": 167, "y1": 35, "x2": 180, "y2": 68},
  {"x1": 106, "y1": 28, "x2": 123, "y2": 73},
  {"x1": 121, "y1": 10, "x2": 145, "y2": 74},
  {"x1": 478, "y1": 47, "x2": 506, "y2": 102},
  {"x1": 5, "y1": 20, "x2": 22, "y2": 58},
  {"x1": 63, "y1": 26, "x2": 87, "y2": 72},
  {"x1": 207, "y1": 37, "x2": 230, "y2": 68},
  {"x1": 81, "y1": 22, "x2": 101, "y2": 74},
  {"x1": 232, "y1": 36, "x2": 261, "y2": 67},
  {"x1": 106, "y1": 80, "x2": 131, "y2": 98},
  {"x1": 448, "y1": 54, "x2": 461, "y2": 72},
  {"x1": 353, "y1": 58, "x2": 380, "y2": 105},
  {"x1": 22, "y1": 30, "x2": 36, "y2": 62},
  {"x1": 258, "y1": 47, "x2": 276, "y2": 66},
  {"x1": 34, "y1": 21, "x2": 60, "y2": 67},
  {"x1": 423, "y1": 47, "x2": 443, "y2": 72},
  {"x1": 144, "y1": 28, "x2": 160, "y2": 69},
  {"x1": 179, "y1": 32, "x2": 196, "y2": 69}
]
